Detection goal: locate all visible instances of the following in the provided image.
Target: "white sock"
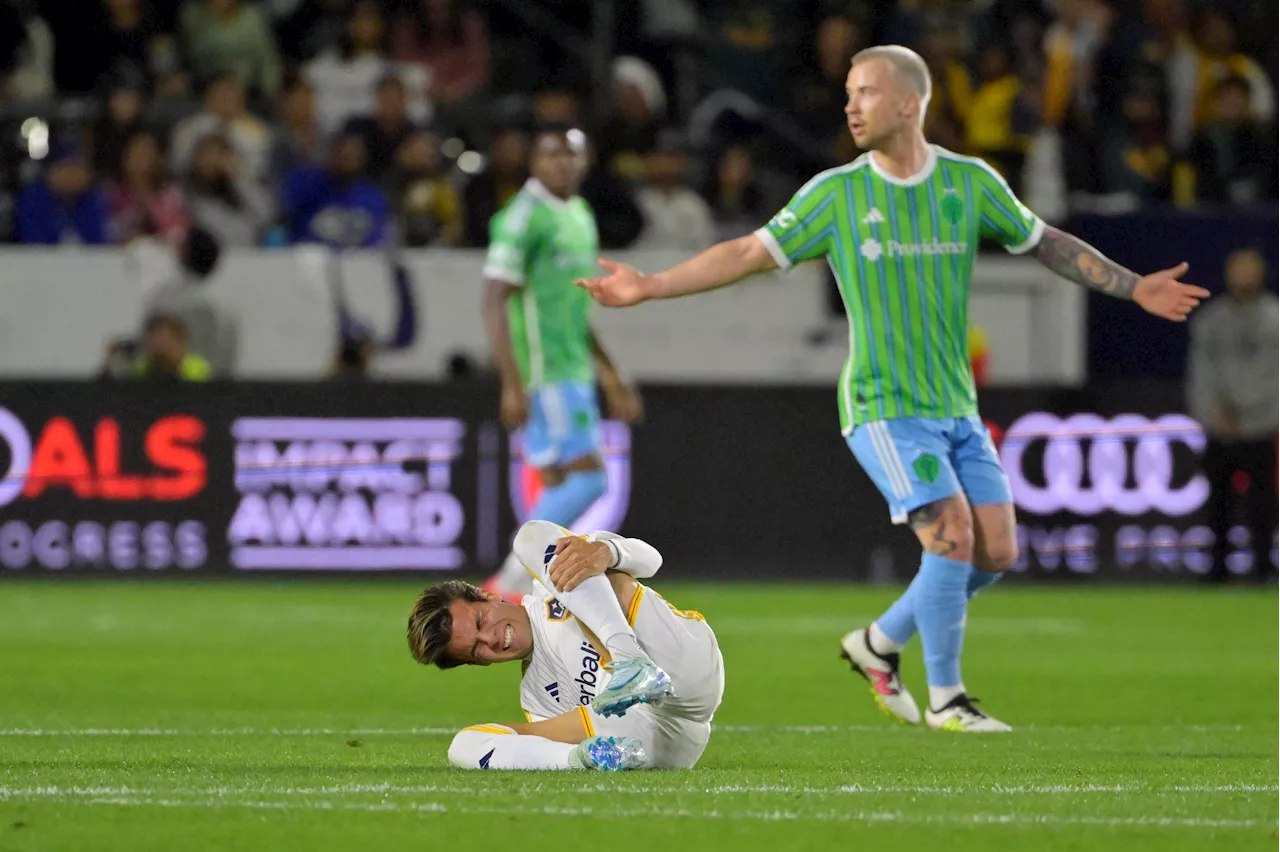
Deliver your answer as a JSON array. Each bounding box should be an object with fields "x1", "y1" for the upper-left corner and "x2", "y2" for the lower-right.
[
  {"x1": 491, "y1": 552, "x2": 535, "y2": 594},
  {"x1": 928, "y1": 684, "x2": 965, "y2": 711},
  {"x1": 448, "y1": 726, "x2": 578, "y2": 770},
  {"x1": 868, "y1": 622, "x2": 903, "y2": 656},
  {"x1": 514, "y1": 520, "x2": 645, "y2": 660}
]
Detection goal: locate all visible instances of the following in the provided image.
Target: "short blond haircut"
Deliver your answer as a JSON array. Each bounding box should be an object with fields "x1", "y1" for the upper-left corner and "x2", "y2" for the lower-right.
[{"x1": 850, "y1": 45, "x2": 933, "y2": 127}]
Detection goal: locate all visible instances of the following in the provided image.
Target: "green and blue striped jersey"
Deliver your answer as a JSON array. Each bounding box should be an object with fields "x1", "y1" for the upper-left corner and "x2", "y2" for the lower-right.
[
  {"x1": 754, "y1": 145, "x2": 1044, "y2": 431},
  {"x1": 484, "y1": 179, "x2": 600, "y2": 388}
]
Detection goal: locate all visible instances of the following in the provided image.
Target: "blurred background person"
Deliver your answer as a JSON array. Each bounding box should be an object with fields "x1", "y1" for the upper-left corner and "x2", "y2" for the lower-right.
[
  {"x1": 180, "y1": 0, "x2": 281, "y2": 102},
  {"x1": 170, "y1": 72, "x2": 272, "y2": 184},
  {"x1": 344, "y1": 74, "x2": 423, "y2": 181},
  {"x1": 1187, "y1": 247, "x2": 1279, "y2": 582},
  {"x1": 127, "y1": 312, "x2": 212, "y2": 382},
  {"x1": 461, "y1": 124, "x2": 527, "y2": 247},
  {"x1": 282, "y1": 133, "x2": 390, "y2": 248},
  {"x1": 14, "y1": 142, "x2": 110, "y2": 245},
  {"x1": 107, "y1": 129, "x2": 190, "y2": 244},
  {"x1": 385, "y1": 129, "x2": 462, "y2": 247},
  {"x1": 633, "y1": 131, "x2": 713, "y2": 251},
  {"x1": 185, "y1": 133, "x2": 274, "y2": 247},
  {"x1": 1182, "y1": 76, "x2": 1277, "y2": 207},
  {"x1": 141, "y1": 226, "x2": 239, "y2": 377}
]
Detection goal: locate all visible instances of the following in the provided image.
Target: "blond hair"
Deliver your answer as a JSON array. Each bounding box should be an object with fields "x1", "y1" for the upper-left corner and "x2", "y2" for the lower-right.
[{"x1": 850, "y1": 45, "x2": 933, "y2": 127}]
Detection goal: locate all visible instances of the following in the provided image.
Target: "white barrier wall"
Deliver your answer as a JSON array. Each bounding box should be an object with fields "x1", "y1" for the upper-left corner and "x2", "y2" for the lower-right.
[{"x1": 0, "y1": 246, "x2": 1085, "y2": 386}]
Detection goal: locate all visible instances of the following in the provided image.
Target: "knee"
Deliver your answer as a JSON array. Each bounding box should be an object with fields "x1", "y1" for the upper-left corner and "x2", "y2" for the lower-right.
[
  {"x1": 513, "y1": 519, "x2": 570, "y2": 570},
  {"x1": 448, "y1": 725, "x2": 512, "y2": 770},
  {"x1": 909, "y1": 496, "x2": 976, "y2": 562},
  {"x1": 977, "y1": 538, "x2": 1018, "y2": 574}
]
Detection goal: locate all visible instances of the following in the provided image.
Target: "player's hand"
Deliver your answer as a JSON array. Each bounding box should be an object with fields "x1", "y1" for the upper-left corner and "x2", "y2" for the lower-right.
[
  {"x1": 549, "y1": 536, "x2": 614, "y2": 592},
  {"x1": 1133, "y1": 262, "x2": 1210, "y2": 322},
  {"x1": 576, "y1": 259, "x2": 649, "y2": 307},
  {"x1": 500, "y1": 383, "x2": 528, "y2": 429},
  {"x1": 603, "y1": 379, "x2": 644, "y2": 424}
]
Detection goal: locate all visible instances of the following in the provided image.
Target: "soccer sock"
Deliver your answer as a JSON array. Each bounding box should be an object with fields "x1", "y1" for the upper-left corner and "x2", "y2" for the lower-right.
[
  {"x1": 871, "y1": 565, "x2": 1003, "y2": 654},
  {"x1": 873, "y1": 570, "x2": 928, "y2": 651},
  {"x1": 914, "y1": 553, "x2": 970, "y2": 693},
  {"x1": 928, "y1": 684, "x2": 966, "y2": 710},
  {"x1": 447, "y1": 725, "x2": 578, "y2": 770},
  {"x1": 514, "y1": 520, "x2": 645, "y2": 660},
  {"x1": 529, "y1": 469, "x2": 609, "y2": 529},
  {"x1": 967, "y1": 567, "x2": 1002, "y2": 599}
]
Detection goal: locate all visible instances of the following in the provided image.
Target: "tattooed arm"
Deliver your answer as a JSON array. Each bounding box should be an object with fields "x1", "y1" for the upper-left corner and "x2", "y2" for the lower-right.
[
  {"x1": 1032, "y1": 226, "x2": 1139, "y2": 299},
  {"x1": 1030, "y1": 226, "x2": 1210, "y2": 321}
]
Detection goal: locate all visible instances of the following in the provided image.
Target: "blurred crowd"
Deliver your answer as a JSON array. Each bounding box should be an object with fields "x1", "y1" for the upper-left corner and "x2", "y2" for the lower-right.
[{"x1": 0, "y1": 0, "x2": 1274, "y2": 254}]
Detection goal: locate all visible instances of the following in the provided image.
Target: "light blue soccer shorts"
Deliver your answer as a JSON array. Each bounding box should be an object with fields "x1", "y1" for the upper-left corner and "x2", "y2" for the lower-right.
[
  {"x1": 846, "y1": 415, "x2": 1012, "y2": 524},
  {"x1": 522, "y1": 380, "x2": 603, "y2": 468}
]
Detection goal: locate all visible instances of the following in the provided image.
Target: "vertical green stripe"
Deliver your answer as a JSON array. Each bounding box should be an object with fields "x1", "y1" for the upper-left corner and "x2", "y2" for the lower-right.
[
  {"x1": 924, "y1": 172, "x2": 956, "y2": 418},
  {"x1": 845, "y1": 177, "x2": 887, "y2": 422},
  {"x1": 906, "y1": 184, "x2": 940, "y2": 417},
  {"x1": 884, "y1": 183, "x2": 923, "y2": 417},
  {"x1": 860, "y1": 170, "x2": 901, "y2": 417}
]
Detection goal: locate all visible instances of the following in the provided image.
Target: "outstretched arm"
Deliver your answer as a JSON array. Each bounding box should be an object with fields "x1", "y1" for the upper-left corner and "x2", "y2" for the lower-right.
[
  {"x1": 577, "y1": 234, "x2": 778, "y2": 307},
  {"x1": 1032, "y1": 226, "x2": 1209, "y2": 321}
]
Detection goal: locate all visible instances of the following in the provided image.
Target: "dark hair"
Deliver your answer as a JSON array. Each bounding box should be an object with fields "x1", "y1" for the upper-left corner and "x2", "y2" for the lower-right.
[
  {"x1": 407, "y1": 580, "x2": 489, "y2": 668},
  {"x1": 340, "y1": 0, "x2": 388, "y2": 60},
  {"x1": 115, "y1": 128, "x2": 166, "y2": 186},
  {"x1": 183, "y1": 227, "x2": 222, "y2": 279}
]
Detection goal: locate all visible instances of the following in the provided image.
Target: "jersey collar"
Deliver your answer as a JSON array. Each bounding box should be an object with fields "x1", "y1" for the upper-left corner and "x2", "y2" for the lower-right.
[
  {"x1": 867, "y1": 144, "x2": 938, "y2": 187},
  {"x1": 525, "y1": 178, "x2": 572, "y2": 208}
]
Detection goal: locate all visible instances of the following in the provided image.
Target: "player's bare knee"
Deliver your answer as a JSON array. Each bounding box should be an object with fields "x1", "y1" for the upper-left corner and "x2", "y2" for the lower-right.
[
  {"x1": 908, "y1": 495, "x2": 975, "y2": 562},
  {"x1": 977, "y1": 538, "x2": 1018, "y2": 573}
]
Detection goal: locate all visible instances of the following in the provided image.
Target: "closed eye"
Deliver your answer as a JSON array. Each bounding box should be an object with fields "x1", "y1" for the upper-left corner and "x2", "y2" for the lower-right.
[{"x1": 470, "y1": 613, "x2": 482, "y2": 659}]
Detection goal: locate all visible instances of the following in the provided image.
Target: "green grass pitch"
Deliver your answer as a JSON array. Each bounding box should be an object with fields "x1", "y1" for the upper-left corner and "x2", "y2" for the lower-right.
[{"x1": 0, "y1": 580, "x2": 1275, "y2": 851}]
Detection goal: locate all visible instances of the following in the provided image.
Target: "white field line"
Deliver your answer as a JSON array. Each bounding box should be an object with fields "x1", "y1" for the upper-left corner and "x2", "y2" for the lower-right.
[
  {"x1": 2, "y1": 782, "x2": 1274, "y2": 800},
  {"x1": 12, "y1": 794, "x2": 1267, "y2": 830},
  {"x1": 0, "y1": 723, "x2": 1251, "y2": 736}
]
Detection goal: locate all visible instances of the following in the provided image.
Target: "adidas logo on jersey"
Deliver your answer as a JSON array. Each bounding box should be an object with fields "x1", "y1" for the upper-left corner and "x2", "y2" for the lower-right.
[
  {"x1": 861, "y1": 208, "x2": 886, "y2": 225},
  {"x1": 860, "y1": 237, "x2": 968, "y2": 262},
  {"x1": 544, "y1": 682, "x2": 561, "y2": 702}
]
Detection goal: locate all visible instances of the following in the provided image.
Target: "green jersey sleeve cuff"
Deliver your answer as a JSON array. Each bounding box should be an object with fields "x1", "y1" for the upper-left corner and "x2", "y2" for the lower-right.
[
  {"x1": 483, "y1": 266, "x2": 524, "y2": 285},
  {"x1": 752, "y1": 227, "x2": 791, "y2": 270},
  {"x1": 1003, "y1": 216, "x2": 1045, "y2": 255}
]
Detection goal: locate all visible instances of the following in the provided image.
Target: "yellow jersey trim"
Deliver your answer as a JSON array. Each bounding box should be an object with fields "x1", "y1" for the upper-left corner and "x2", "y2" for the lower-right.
[
  {"x1": 625, "y1": 585, "x2": 645, "y2": 627},
  {"x1": 577, "y1": 705, "x2": 595, "y2": 738},
  {"x1": 462, "y1": 723, "x2": 515, "y2": 735}
]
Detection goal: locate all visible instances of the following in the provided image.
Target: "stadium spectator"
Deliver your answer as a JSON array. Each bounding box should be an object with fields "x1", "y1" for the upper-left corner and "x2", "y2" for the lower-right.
[
  {"x1": 268, "y1": 74, "x2": 324, "y2": 183},
  {"x1": 1187, "y1": 247, "x2": 1279, "y2": 582},
  {"x1": 1041, "y1": 0, "x2": 1116, "y2": 193},
  {"x1": 304, "y1": 0, "x2": 430, "y2": 139},
  {"x1": 704, "y1": 0, "x2": 784, "y2": 105},
  {"x1": 282, "y1": 133, "x2": 391, "y2": 248},
  {"x1": 791, "y1": 15, "x2": 869, "y2": 163},
  {"x1": 1183, "y1": 76, "x2": 1278, "y2": 207},
  {"x1": 633, "y1": 132, "x2": 713, "y2": 251},
  {"x1": 142, "y1": 226, "x2": 239, "y2": 377},
  {"x1": 965, "y1": 43, "x2": 1035, "y2": 190},
  {"x1": 180, "y1": 0, "x2": 282, "y2": 99},
  {"x1": 1100, "y1": 77, "x2": 1170, "y2": 203},
  {"x1": 531, "y1": 88, "x2": 583, "y2": 126},
  {"x1": 579, "y1": 134, "x2": 644, "y2": 250},
  {"x1": 108, "y1": 129, "x2": 190, "y2": 244},
  {"x1": 129, "y1": 313, "x2": 213, "y2": 381},
  {"x1": 461, "y1": 125, "x2": 528, "y2": 247},
  {"x1": 99, "y1": 0, "x2": 181, "y2": 91},
  {"x1": 92, "y1": 68, "x2": 149, "y2": 181},
  {"x1": 1132, "y1": 0, "x2": 1199, "y2": 154},
  {"x1": 390, "y1": 0, "x2": 490, "y2": 138},
  {"x1": 170, "y1": 72, "x2": 272, "y2": 183},
  {"x1": 342, "y1": 74, "x2": 422, "y2": 181},
  {"x1": 14, "y1": 142, "x2": 110, "y2": 245},
  {"x1": 185, "y1": 133, "x2": 274, "y2": 247},
  {"x1": 2, "y1": 5, "x2": 52, "y2": 101},
  {"x1": 385, "y1": 129, "x2": 462, "y2": 247},
  {"x1": 274, "y1": 0, "x2": 349, "y2": 64},
  {"x1": 1188, "y1": 10, "x2": 1274, "y2": 140},
  {"x1": 914, "y1": 19, "x2": 970, "y2": 153},
  {"x1": 703, "y1": 145, "x2": 768, "y2": 242},
  {"x1": 599, "y1": 57, "x2": 666, "y2": 182}
]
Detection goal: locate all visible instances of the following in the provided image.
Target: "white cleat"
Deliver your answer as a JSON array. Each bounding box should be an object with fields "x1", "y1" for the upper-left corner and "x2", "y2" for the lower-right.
[
  {"x1": 839, "y1": 628, "x2": 922, "y2": 725},
  {"x1": 925, "y1": 694, "x2": 1013, "y2": 733}
]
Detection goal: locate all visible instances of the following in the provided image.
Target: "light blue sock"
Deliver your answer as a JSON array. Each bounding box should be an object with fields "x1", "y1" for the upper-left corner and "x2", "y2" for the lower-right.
[
  {"x1": 915, "y1": 553, "x2": 971, "y2": 687},
  {"x1": 529, "y1": 469, "x2": 608, "y2": 528},
  {"x1": 967, "y1": 568, "x2": 1001, "y2": 599},
  {"x1": 876, "y1": 572, "x2": 925, "y2": 646},
  {"x1": 877, "y1": 567, "x2": 1000, "y2": 648}
]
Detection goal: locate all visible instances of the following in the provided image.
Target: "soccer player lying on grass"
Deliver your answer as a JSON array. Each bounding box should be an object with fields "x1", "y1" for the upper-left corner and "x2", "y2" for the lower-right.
[{"x1": 407, "y1": 520, "x2": 724, "y2": 771}]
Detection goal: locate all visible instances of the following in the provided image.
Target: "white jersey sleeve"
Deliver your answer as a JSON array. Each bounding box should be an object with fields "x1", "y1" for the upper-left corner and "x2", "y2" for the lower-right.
[{"x1": 585, "y1": 530, "x2": 662, "y2": 579}]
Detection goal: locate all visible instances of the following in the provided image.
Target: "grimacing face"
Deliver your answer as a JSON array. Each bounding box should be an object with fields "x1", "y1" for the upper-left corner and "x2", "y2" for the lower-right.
[
  {"x1": 844, "y1": 58, "x2": 918, "y2": 150},
  {"x1": 443, "y1": 594, "x2": 534, "y2": 666}
]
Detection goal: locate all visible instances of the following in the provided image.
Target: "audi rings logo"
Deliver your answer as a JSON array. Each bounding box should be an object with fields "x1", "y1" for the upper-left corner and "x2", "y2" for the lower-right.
[{"x1": 1002, "y1": 412, "x2": 1209, "y2": 517}]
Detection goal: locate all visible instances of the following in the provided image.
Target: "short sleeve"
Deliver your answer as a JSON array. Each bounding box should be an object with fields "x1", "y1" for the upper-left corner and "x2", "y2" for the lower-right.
[
  {"x1": 975, "y1": 166, "x2": 1044, "y2": 254},
  {"x1": 484, "y1": 198, "x2": 537, "y2": 285},
  {"x1": 752, "y1": 177, "x2": 839, "y2": 270}
]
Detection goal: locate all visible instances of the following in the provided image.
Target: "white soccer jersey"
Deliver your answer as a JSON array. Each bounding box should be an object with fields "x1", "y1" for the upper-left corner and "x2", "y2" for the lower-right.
[{"x1": 518, "y1": 586, "x2": 613, "y2": 723}]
